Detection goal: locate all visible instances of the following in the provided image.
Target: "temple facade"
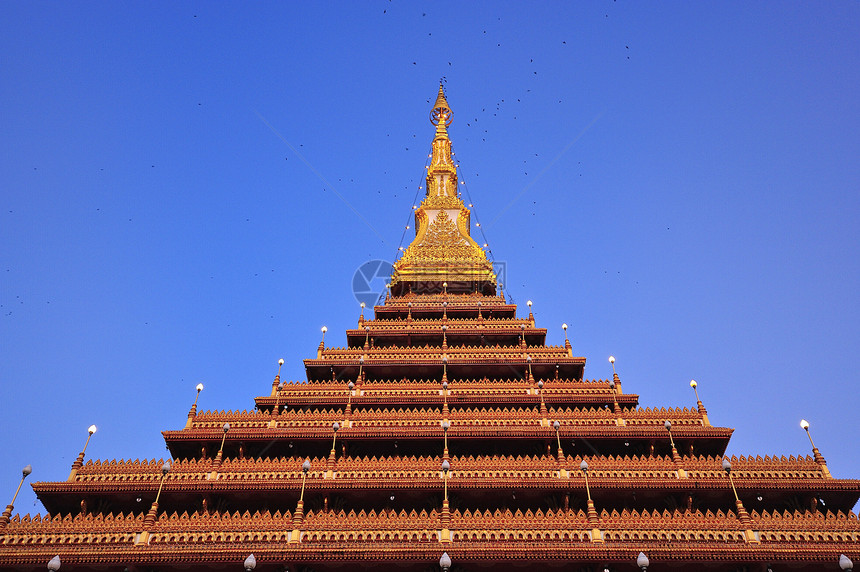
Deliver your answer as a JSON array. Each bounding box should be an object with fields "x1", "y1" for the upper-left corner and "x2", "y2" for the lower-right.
[{"x1": 1, "y1": 86, "x2": 859, "y2": 572}]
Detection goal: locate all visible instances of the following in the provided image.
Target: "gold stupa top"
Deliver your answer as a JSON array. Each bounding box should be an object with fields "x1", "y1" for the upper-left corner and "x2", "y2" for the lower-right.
[{"x1": 390, "y1": 84, "x2": 497, "y2": 295}]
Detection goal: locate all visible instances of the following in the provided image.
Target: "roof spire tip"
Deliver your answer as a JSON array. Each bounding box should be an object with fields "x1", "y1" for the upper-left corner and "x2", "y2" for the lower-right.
[{"x1": 430, "y1": 83, "x2": 452, "y2": 127}]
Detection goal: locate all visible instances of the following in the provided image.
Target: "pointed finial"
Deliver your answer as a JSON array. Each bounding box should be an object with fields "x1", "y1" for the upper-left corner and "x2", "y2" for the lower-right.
[{"x1": 430, "y1": 82, "x2": 453, "y2": 127}]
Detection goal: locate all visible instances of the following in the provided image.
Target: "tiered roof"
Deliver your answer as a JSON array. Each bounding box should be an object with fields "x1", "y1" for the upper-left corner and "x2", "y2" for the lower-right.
[{"x1": 1, "y1": 85, "x2": 859, "y2": 571}]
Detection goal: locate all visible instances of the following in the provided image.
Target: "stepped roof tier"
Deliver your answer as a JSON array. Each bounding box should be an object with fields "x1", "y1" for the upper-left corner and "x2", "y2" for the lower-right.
[{"x1": 1, "y1": 85, "x2": 859, "y2": 571}]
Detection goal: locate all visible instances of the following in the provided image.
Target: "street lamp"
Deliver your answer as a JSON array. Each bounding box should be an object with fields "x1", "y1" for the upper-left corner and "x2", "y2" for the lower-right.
[
  {"x1": 70, "y1": 425, "x2": 97, "y2": 474},
  {"x1": 346, "y1": 380, "x2": 355, "y2": 415},
  {"x1": 47, "y1": 556, "x2": 60, "y2": 571},
  {"x1": 553, "y1": 420, "x2": 564, "y2": 461},
  {"x1": 722, "y1": 458, "x2": 739, "y2": 499},
  {"x1": 721, "y1": 457, "x2": 756, "y2": 540},
  {"x1": 155, "y1": 461, "x2": 171, "y2": 505},
  {"x1": 562, "y1": 323, "x2": 568, "y2": 342},
  {"x1": 290, "y1": 459, "x2": 311, "y2": 541},
  {"x1": 299, "y1": 459, "x2": 310, "y2": 501},
  {"x1": 217, "y1": 423, "x2": 230, "y2": 460},
  {"x1": 272, "y1": 359, "x2": 285, "y2": 417},
  {"x1": 580, "y1": 460, "x2": 599, "y2": 525},
  {"x1": 690, "y1": 379, "x2": 701, "y2": 402},
  {"x1": 442, "y1": 420, "x2": 450, "y2": 458},
  {"x1": 0, "y1": 465, "x2": 32, "y2": 528},
  {"x1": 140, "y1": 460, "x2": 172, "y2": 534},
  {"x1": 193, "y1": 383, "x2": 204, "y2": 408},
  {"x1": 331, "y1": 421, "x2": 340, "y2": 457},
  {"x1": 689, "y1": 379, "x2": 709, "y2": 425},
  {"x1": 636, "y1": 552, "x2": 649, "y2": 571},
  {"x1": 188, "y1": 383, "x2": 205, "y2": 428},
  {"x1": 440, "y1": 459, "x2": 452, "y2": 540},
  {"x1": 243, "y1": 554, "x2": 256, "y2": 571},
  {"x1": 800, "y1": 419, "x2": 824, "y2": 454},
  {"x1": 580, "y1": 460, "x2": 592, "y2": 500},
  {"x1": 439, "y1": 552, "x2": 452, "y2": 572},
  {"x1": 665, "y1": 420, "x2": 676, "y2": 449},
  {"x1": 839, "y1": 554, "x2": 853, "y2": 571},
  {"x1": 722, "y1": 458, "x2": 750, "y2": 516},
  {"x1": 608, "y1": 377, "x2": 620, "y2": 414}
]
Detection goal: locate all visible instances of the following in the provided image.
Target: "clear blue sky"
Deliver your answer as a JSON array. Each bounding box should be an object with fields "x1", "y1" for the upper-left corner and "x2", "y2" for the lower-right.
[{"x1": 2, "y1": 2, "x2": 859, "y2": 514}]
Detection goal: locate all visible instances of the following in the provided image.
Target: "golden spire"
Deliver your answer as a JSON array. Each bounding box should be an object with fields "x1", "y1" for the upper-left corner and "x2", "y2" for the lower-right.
[
  {"x1": 427, "y1": 82, "x2": 457, "y2": 198},
  {"x1": 390, "y1": 84, "x2": 497, "y2": 295},
  {"x1": 430, "y1": 83, "x2": 453, "y2": 135}
]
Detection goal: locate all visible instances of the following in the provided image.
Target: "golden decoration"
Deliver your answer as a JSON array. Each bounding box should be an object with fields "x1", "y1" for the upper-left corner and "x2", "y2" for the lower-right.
[{"x1": 392, "y1": 86, "x2": 496, "y2": 290}]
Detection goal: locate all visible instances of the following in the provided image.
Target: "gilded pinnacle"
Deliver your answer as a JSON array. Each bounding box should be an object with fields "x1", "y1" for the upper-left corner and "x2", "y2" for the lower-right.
[
  {"x1": 430, "y1": 82, "x2": 452, "y2": 127},
  {"x1": 390, "y1": 84, "x2": 496, "y2": 294}
]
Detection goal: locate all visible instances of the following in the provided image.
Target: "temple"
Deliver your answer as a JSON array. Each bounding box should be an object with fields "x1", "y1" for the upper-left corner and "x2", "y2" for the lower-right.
[{"x1": 1, "y1": 85, "x2": 859, "y2": 572}]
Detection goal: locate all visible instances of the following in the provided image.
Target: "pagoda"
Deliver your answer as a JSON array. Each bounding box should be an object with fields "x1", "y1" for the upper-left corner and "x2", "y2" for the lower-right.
[{"x1": 2, "y1": 85, "x2": 860, "y2": 572}]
